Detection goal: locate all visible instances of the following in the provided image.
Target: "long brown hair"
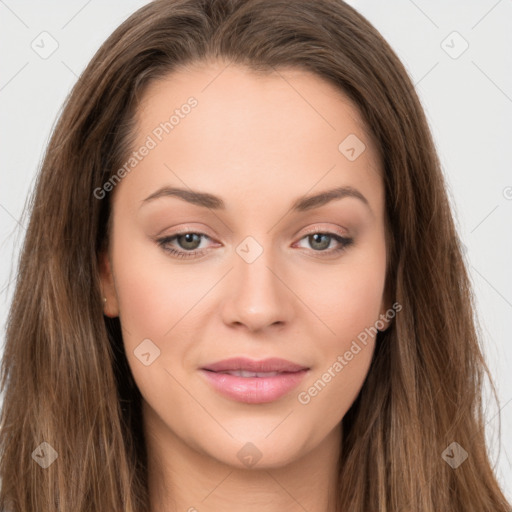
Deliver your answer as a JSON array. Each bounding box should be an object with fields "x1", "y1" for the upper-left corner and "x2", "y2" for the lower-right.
[{"x1": 0, "y1": 0, "x2": 509, "y2": 510}]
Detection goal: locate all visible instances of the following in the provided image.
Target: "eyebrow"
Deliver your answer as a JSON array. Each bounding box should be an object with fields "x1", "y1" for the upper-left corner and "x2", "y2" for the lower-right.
[{"x1": 141, "y1": 185, "x2": 372, "y2": 214}]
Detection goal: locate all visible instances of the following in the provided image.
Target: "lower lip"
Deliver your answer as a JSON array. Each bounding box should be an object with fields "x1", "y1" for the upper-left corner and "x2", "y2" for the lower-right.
[{"x1": 200, "y1": 369, "x2": 309, "y2": 404}]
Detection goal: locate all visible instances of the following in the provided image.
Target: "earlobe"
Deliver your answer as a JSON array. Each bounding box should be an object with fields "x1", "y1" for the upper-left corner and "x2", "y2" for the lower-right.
[
  {"x1": 98, "y1": 250, "x2": 120, "y2": 318},
  {"x1": 377, "y1": 305, "x2": 392, "y2": 332},
  {"x1": 377, "y1": 283, "x2": 393, "y2": 332}
]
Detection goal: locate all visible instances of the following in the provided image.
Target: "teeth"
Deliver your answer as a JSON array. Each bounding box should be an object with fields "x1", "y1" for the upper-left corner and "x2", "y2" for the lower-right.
[{"x1": 220, "y1": 370, "x2": 281, "y2": 378}]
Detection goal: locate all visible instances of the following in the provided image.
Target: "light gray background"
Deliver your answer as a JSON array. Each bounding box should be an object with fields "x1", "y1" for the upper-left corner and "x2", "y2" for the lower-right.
[{"x1": 0, "y1": 0, "x2": 511, "y2": 500}]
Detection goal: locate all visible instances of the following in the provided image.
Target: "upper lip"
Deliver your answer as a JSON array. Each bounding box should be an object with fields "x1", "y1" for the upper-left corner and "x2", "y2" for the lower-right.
[{"x1": 201, "y1": 357, "x2": 309, "y2": 373}]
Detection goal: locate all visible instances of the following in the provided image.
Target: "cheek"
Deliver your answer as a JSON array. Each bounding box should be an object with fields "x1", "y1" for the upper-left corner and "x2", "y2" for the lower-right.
[
  {"x1": 110, "y1": 235, "x2": 199, "y2": 411},
  {"x1": 295, "y1": 341, "x2": 374, "y2": 427},
  {"x1": 306, "y1": 239, "x2": 387, "y2": 346},
  {"x1": 294, "y1": 239, "x2": 386, "y2": 410},
  {"x1": 294, "y1": 266, "x2": 384, "y2": 420},
  {"x1": 111, "y1": 228, "x2": 204, "y2": 341}
]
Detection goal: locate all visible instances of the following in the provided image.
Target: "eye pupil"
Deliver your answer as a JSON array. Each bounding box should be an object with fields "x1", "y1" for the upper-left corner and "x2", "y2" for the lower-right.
[
  {"x1": 178, "y1": 233, "x2": 201, "y2": 250},
  {"x1": 309, "y1": 233, "x2": 330, "y2": 250}
]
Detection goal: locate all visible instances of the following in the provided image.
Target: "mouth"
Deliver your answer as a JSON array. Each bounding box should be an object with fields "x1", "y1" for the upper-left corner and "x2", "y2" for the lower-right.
[
  {"x1": 200, "y1": 357, "x2": 310, "y2": 404},
  {"x1": 203, "y1": 369, "x2": 295, "y2": 378},
  {"x1": 201, "y1": 356, "x2": 309, "y2": 374}
]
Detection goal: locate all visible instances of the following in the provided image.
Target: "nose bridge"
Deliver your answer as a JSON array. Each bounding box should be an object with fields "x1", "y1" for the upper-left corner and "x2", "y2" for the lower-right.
[{"x1": 221, "y1": 233, "x2": 293, "y2": 331}]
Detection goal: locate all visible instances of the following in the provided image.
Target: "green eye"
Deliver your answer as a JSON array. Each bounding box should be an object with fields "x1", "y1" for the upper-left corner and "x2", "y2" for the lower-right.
[{"x1": 156, "y1": 230, "x2": 354, "y2": 260}]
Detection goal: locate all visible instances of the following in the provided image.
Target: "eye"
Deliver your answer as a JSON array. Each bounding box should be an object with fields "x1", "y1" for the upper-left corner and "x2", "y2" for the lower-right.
[
  {"x1": 156, "y1": 231, "x2": 213, "y2": 259},
  {"x1": 294, "y1": 229, "x2": 354, "y2": 258},
  {"x1": 156, "y1": 228, "x2": 354, "y2": 260}
]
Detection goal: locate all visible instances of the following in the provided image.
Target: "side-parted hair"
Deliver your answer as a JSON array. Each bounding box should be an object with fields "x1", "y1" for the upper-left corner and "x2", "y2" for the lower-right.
[{"x1": 1, "y1": 0, "x2": 510, "y2": 510}]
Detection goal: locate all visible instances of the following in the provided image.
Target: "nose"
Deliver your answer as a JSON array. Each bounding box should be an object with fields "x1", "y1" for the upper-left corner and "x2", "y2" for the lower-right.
[{"x1": 220, "y1": 241, "x2": 295, "y2": 333}]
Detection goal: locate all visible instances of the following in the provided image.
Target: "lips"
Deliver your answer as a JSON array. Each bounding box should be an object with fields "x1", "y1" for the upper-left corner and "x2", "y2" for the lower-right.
[
  {"x1": 201, "y1": 357, "x2": 309, "y2": 374},
  {"x1": 214, "y1": 370, "x2": 281, "y2": 377},
  {"x1": 200, "y1": 357, "x2": 310, "y2": 404}
]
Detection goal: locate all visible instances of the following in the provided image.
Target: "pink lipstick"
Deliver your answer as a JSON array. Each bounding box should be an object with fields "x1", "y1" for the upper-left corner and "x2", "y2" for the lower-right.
[{"x1": 200, "y1": 357, "x2": 309, "y2": 404}]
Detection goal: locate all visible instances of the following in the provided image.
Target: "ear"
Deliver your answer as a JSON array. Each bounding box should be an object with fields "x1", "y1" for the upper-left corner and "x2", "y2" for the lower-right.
[
  {"x1": 98, "y1": 249, "x2": 120, "y2": 318},
  {"x1": 377, "y1": 279, "x2": 393, "y2": 332}
]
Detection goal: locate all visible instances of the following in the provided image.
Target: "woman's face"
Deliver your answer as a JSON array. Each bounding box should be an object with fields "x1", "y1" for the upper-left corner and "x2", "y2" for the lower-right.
[{"x1": 100, "y1": 60, "x2": 391, "y2": 469}]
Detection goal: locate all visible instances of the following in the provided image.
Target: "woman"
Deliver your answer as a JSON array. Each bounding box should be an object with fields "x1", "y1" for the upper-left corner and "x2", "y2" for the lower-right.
[{"x1": 0, "y1": 0, "x2": 509, "y2": 510}]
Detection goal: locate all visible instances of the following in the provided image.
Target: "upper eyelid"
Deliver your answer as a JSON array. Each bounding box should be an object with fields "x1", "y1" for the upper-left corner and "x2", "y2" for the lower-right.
[
  {"x1": 159, "y1": 227, "x2": 349, "y2": 246},
  {"x1": 162, "y1": 221, "x2": 350, "y2": 238}
]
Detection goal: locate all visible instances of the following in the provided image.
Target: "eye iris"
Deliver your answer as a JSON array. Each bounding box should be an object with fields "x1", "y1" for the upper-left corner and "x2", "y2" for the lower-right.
[
  {"x1": 178, "y1": 233, "x2": 201, "y2": 250},
  {"x1": 309, "y1": 233, "x2": 330, "y2": 250}
]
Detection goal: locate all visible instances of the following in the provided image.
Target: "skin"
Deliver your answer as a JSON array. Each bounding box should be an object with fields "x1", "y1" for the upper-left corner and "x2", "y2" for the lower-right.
[{"x1": 99, "y1": 59, "x2": 391, "y2": 512}]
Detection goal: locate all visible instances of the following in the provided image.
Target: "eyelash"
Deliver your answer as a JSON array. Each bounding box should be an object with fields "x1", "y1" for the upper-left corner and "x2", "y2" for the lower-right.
[{"x1": 156, "y1": 228, "x2": 354, "y2": 260}]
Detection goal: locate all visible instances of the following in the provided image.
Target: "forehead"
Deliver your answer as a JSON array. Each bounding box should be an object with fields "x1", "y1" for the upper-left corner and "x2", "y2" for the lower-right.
[
  {"x1": 114, "y1": 60, "x2": 383, "y2": 217},
  {"x1": 137, "y1": 60, "x2": 373, "y2": 150}
]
